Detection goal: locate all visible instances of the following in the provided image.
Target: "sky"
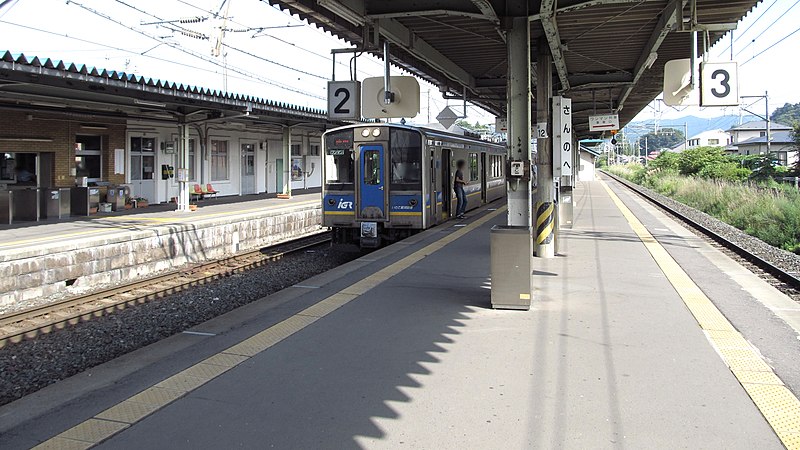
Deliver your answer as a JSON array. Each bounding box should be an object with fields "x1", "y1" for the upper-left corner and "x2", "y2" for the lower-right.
[
  {"x1": 632, "y1": 0, "x2": 800, "y2": 124},
  {"x1": 0, "y1": 0, "x2": 494, "y2": 125},
  {"x1": 0, "y1": 0, "x2": 797, "y2": 129}
]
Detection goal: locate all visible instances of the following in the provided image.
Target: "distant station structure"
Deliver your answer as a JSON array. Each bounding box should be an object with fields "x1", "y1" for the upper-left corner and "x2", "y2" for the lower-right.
[{"x1": 0, "y1": 51, "x2": 341, "y2": 215}]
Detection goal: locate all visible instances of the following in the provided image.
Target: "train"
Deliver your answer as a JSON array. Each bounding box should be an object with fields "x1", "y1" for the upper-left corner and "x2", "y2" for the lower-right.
[{"x1": 322, "y1": 123, "x2": 507, "y2": 247}]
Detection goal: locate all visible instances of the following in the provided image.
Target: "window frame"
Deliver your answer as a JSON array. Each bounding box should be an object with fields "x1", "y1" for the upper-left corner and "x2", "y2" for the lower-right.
[{"x1": 210, "y1": 139, "x2": 230, "y2": 181}]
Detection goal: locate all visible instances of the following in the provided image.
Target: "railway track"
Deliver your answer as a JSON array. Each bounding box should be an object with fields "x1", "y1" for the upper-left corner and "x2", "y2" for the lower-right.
[
  {"x1": 603, "y1": 171, "x2": 800, "y2": 291},
  {"x1": 0, "y1": 232, "x2": 331, "y2": 348}
]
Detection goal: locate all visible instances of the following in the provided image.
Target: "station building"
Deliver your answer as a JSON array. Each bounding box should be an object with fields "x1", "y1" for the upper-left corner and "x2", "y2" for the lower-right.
[{"x1": 0, "y1": 51, "x2": 337, "y2": 207}]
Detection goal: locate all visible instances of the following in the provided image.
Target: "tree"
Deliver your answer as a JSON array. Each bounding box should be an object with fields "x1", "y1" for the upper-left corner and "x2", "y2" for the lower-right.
[
  {"x1": 638, "y1": 129, "x2": 685, "y2": 151},
  {"x1": 771, "y1": 102, "x2": 800, "y2": 126},
  {"x1": 793, "y1": 124, "x2": 800, "y2": 174},
  {"x1": 454, "y1": 119, "x2": 489, "y2": 132}
]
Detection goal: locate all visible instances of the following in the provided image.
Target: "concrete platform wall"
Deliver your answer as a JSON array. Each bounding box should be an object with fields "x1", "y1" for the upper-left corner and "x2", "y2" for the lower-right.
[{"x1": 0, "y1": 204, "x2": 322, "y2": 307}]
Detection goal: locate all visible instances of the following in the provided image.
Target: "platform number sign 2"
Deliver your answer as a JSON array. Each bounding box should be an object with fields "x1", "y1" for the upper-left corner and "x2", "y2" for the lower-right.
[
  {"x1": 327, "y1": 81, "x2": 361, "y2": 120},
  {"x1": 700, "y1": 62, "x2": 739, "y2": 107}
]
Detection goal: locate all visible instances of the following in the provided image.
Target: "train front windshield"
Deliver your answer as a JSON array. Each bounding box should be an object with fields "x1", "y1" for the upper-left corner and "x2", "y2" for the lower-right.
[{"x1": 324, "y1": 129, "x2": 355, "y2": 191}]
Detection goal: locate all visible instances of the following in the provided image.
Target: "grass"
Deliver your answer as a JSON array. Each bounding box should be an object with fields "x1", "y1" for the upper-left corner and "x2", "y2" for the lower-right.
[{"x1": 606, "y1": 164, "x2": 800, "y2": 253}]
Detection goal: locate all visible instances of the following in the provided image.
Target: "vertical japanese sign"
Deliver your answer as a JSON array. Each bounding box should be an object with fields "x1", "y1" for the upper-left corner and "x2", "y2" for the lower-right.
[{"x1": 552, "y1": 96, "x2": 573, "y2": 176}]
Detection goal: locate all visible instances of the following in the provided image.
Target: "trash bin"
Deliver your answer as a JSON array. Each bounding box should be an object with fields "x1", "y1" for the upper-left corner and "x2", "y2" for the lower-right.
[
  {"x1": 41, "y1": 188, "x2": 64, "y2": 219},
  {"x1": 12, "y1": 188, "x2": 40, "y2": 222},
  {"x1": 107, "y1": 186, "x2": 122, "y2": 211},
  {"x1": 490, "y1": 225, "x2": 532, "y2": 310},
  {"x1": 71, "y1": 187, "x2": 90, "y2": 216}
]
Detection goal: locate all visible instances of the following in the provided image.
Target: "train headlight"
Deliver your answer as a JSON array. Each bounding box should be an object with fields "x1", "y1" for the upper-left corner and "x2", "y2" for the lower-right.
[
  {"x1": 409, "y1": 199, "x2": 418, "y2": 206},
  {"x1": 361, "y1": 128, "x2": 371, "y2": 137},
  {"x1": 371, "y1": 128, "x2": 381, "y2": 137}
]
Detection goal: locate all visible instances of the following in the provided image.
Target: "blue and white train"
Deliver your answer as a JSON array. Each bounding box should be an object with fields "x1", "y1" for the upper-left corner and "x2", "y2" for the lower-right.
[{"x1": 322, "y1": 123, "x2": 506, "y2": 247}]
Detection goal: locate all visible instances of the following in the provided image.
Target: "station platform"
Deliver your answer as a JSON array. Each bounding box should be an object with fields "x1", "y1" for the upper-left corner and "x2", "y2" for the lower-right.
[
  {"x1": 0, "y1": 192, "x2": 322, "y2": 309},
  {"x1": 1, "y1": 177, "x2": 799, "y2": 449}
]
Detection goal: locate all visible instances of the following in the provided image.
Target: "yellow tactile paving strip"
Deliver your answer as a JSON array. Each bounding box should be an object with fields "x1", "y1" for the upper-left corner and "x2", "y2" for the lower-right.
[
  {"x1": 601, "y1": 179, "x2": 800, "y2": 450},
  {"x1": 32, "y1": 205, "x2": 507, "y2": 449}
]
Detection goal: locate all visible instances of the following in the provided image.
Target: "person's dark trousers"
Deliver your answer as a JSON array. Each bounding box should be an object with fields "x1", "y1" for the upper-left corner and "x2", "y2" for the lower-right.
[{"x1": 455, "y1": 185, "x2": 467, "y2": 216}]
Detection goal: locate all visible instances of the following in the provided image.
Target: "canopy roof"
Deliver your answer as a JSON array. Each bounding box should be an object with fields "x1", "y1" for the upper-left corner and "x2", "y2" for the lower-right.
[{"x1": 266, "y1": 0, "x2": 761, "y2": 136}]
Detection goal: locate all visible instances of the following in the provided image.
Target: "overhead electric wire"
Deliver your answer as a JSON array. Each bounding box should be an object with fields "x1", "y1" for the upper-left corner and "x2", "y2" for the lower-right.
[
  {"x1": 112, "y1": 0, "x2": 329, "y2": 81},
  {"x1": 0, "y1": 19, "x2": 304, "y2": 92},
  {"x1": 734, "y1": 0, "x2": 800, "y2": 58},
  {"x1": 64, "y1": 0, "x2": 325, "y2": 100},
  {"x1": 741, "y1": 24, "x2": 800, "y2": 66},
  {"x1": 0, "y1": 0, "x2": 19, "y2": 19},
  {"x1": 174, "y1": 0, "x2": 381, "y2": 75},
  {"x1": 716, "y1": 0, "x2": 779, "y2": 57}
]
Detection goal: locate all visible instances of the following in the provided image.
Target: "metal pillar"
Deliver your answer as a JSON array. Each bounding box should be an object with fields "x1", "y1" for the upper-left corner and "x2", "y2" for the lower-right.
[
  {"x1": 177, "y1": 122, "x2": 191, "y2": 212},
  {"x1": 535, "y1": 40, "x2": 555, "y2": 258},
  {"x1": 506, "y1": 16, "x2": 532, "y2": 227},
  {"x1": 282, "y1": 126, "x2": 292, "y2": 197}
]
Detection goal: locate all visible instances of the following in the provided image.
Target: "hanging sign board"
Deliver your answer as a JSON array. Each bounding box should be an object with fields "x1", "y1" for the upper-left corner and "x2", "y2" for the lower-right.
[
  {"x1": 327, "y1": 81, "x2": 361, "y2": 120},
  {"x1": 495, "y1": 117, "x2": 508, "y2": 133},
  {"x1": 588, "y1": 113, "x2": 619, "y2": 132},
  {"x1": 552, "y1": 96, "x2": 573, "y2": 177},
  {"x1": 700, "y1": 61, "x2": 739, "y2": 107}
]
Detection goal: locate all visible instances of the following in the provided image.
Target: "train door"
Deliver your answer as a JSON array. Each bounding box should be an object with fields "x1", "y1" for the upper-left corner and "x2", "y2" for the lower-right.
[
  {"x1": 481, "y1": 152, "x2": 487, "y2": 203},
  {"x1": 441, "y1": 149, "x2": 451, "y2": 219},
  {"x1": 357, "y1": 144, "x2": 387, "y2": 220},
  {"x1": 430, "y1": 149, "x2": 437, "y2": 223}
]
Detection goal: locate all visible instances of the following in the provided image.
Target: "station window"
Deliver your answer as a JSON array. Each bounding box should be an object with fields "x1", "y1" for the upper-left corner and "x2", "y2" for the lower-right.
[
  {"x1": 0, "y1": 153, "x2": 14, "y2": 182},
  {"x1": 390, "y1": 129, "x2": 422, "y2": 191},
  {"x1": 309, "y1": 144, "x2": 320, "y2": 156},
  {"x1": 76, "y1": 135, "x2": 104, "y2": 181},
  {"x1": 708, "y1": 138, "x2": 719, "y2": 145},
  {"x1": 469, "y1": 153, "x2": 479, "y2": 181},
  {"x1": 188, "y1": 139, "x2": 196, "y2": 181},
  {"x1": 291, "y1": 143, "x2": 302, "y2": 156},
  {"x1": 210, "y1": 140, "x2": 229, "y2": 181}
]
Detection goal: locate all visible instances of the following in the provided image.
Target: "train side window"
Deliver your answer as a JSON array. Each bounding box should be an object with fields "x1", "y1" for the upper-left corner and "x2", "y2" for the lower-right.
[
  {"x1": 363, "y1": 150, "x2": 381, "y2": 185},
  {"x1": 469, "y1": 153, "x2": 478, "y2": 181}
]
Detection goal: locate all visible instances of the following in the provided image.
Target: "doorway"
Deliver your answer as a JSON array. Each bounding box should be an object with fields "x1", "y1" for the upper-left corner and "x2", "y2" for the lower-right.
[
  {"x1": 441, "y1": 149, "x2": 451, "y2": 218},
  {"x1": 241, "y1": 143, "x2": 256, "y2": 195},
  {"x1": 357, "y1": 144, "x2": 386, "y2": 220},
  {"x1": 130, "y1": 136, "x2": 156, "y2": 202},
  {"x1": 276, "y1": 158, "x2": 284, "y2": 194}
]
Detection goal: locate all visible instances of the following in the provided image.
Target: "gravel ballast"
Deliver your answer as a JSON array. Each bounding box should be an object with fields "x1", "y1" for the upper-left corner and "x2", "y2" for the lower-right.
[{"x1": 0, "y1": 244, "x2": 358, "y2": 407}]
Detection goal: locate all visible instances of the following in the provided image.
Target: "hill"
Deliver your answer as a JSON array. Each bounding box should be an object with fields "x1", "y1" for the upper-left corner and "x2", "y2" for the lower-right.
[{"x1": 623, "y1": 114, "x2": 759, "y2": 141}]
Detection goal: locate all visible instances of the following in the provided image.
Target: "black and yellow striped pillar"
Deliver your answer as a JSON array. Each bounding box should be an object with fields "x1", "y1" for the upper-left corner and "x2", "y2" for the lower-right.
[{"x1": 535, "y1": 201, "x2": 554, "y2": 247}]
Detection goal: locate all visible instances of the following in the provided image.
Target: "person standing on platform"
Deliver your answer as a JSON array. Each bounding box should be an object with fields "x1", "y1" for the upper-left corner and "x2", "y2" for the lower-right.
[{"x1": 454, "y1": 159, "x2": 467, "y2": 219}]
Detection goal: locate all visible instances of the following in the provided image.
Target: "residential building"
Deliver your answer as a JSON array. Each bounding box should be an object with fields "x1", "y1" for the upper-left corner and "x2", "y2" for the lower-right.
[
  {"x1": 670, "y1": 129, "x2": 731, "y2": 152},
  {"x1": 734, "y1": 130, "x2": 797, "y2": 166}
]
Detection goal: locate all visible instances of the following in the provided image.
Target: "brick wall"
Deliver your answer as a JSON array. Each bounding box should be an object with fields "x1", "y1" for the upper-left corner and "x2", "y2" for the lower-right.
[{"x1": 0, "y1": 111, "x2": 126, "y2": 187}]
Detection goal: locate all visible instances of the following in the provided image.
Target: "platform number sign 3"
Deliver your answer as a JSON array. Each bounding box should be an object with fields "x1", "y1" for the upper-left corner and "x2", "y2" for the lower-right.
[
  {"x1": 327, "y1": 81, "x2": 361, "y2": 120},
  {"x1": 700, "y1": 62, "x2": 739, "y2": 107}
]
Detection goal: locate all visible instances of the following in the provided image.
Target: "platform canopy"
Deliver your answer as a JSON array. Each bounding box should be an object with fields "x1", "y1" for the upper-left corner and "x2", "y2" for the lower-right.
[{"x1": 265, "y1": 0, "x2": 760, "y2": 136}]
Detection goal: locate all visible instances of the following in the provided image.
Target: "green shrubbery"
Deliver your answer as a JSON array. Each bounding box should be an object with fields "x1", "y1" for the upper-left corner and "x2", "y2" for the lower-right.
[{"x1": 605, "y1": 157, "x2": 800, "y2": 253}]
